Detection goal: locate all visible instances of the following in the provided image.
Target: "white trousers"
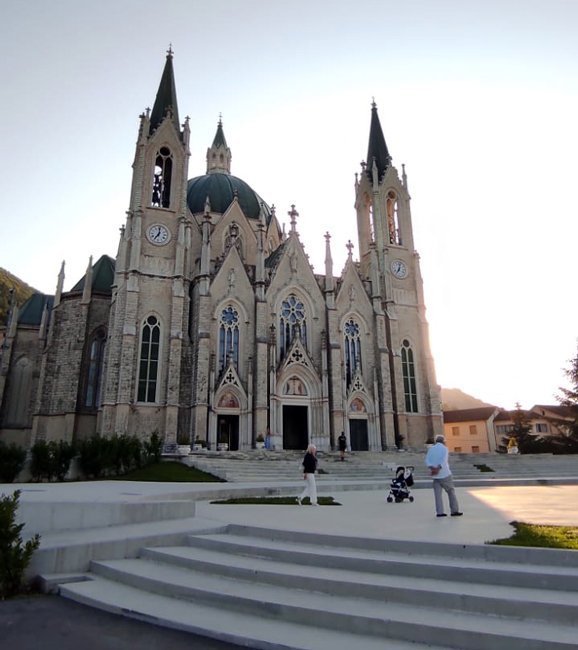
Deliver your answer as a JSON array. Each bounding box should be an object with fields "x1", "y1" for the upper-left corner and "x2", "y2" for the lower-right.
[{"x1": 300, "y1": 473, "x2": 317, "y2": 505}]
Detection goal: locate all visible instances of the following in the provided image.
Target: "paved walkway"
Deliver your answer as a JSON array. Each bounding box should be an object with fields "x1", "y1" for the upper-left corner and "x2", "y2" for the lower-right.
[
  {"x1": 6, "y1": 479, "x2": 578, "y2": 542},
  {"x1": 196, "y1": 483, "x2": 578, "y2": 545}
]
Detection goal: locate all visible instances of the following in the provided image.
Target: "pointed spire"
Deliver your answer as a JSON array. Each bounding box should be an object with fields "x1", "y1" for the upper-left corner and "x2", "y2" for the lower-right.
[
  {"x1": 54, "y1": 261, "x2": 65, "y2": 307},
  {"x1": 324, "y1": 232, "x2": 334, "y2": 299},
  {"x1": 82, "y1": 255, "x2": 93, "y2": 304},
  {"x1": 206, "y1": 115, "x2": 232, "y2": 174},
  {"x1": 366, "y1": 100, "x2": 391, "y2": 183},
  {"x1": 38, "y1": 302, "x2": 49, "y2": 341},
  {"x1": 149, "y1": 46, "x2": 180, "y2": 134}
]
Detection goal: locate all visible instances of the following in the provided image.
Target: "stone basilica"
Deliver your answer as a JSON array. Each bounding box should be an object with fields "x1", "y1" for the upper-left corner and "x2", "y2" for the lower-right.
[{"x1": 0, "y1": 51, "x2": 442, "y2": 452}]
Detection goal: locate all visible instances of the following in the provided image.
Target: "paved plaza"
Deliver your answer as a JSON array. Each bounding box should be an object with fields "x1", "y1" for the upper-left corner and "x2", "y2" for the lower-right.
[{"x1": 2, "y1": 463, "x2": 578, "y2": 650}]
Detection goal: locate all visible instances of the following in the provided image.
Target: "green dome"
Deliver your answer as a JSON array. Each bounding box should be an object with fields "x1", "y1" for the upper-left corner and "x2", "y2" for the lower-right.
[{"x1": 187, "y1": 172, "x2": 271, "y2": 220}]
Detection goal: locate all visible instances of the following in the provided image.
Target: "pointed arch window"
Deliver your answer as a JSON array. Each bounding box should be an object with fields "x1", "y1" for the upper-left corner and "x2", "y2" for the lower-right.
[
  {"x1": 218, "y1": 305, "x2": 239, "y2": 373},
  {"x1": 84, "y1": 329, "x2": 106, "y2": 408},
  {"x1": 2, "y1": 356, "x2": 33, "y2": 427},
  {"x1": 344, "y1": 318, "x2": 362, "y2": 387},
  {"x1": 401, "y1": 339, "x2": 418, "y2": 412},
  {"x1": 151, "y1": 147, "x2": 173, "y2": 208},
  {"x1": 279, "y1": 294, "x2": 307, "y2": 358},
  {"x1": 138, "y1": 316, "x2": 160, "y2": 402},
  {"x1": 386, "y1": 190, "x2": 401, "y2": 245}
]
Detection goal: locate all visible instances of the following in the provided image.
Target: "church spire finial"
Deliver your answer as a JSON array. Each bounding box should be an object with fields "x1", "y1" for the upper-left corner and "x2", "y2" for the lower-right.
[
  {"x1": 206, "y1": 115, "x2": 231, "y2": 174},
  {"x1": 366, "y1": 99, "x2": 391, "y2": 183},
  {"x1": 149, "y1": 48, "x2": 180, "y2": 134},
  {"x1": 288, "y1": 204, "x2": 299, "y2": 233}
]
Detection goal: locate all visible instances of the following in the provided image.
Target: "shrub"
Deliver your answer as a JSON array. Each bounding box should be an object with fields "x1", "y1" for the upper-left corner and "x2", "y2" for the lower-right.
[
  {"x1": 0, "y1": 490, "x2": 41, "y2": 598},
  {"x1": 78, "y1": 434, "x2": 147, "y2": 479},
  {"x1": 30, "y1": 441, "x2": 51, "y2": 482},
  {"x1": 30, "y1": 440, "x2": 76, "y2": 482},
  {"x1": 51, "y1": 441, "x2": 76, "y2": 481},
  {"x1": 143, "y1": 432, "x2": 163, "y2": 465},
  {"x1": 0, "y1": 442, "x2": 26, "y2": 483},
  {"x1": 78, "y1": 435, "x2": 109, "y2": 479}
]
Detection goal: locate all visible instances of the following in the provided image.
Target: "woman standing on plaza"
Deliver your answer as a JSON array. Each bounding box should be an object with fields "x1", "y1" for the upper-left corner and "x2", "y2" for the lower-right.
[{"x1": 297, "y1": 444, "x2": 318, "y2": 506}]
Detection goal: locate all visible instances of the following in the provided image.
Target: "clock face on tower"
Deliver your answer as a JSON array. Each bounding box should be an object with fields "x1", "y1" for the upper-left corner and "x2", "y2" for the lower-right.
[
  {"x1": 391, "y1": 259, "x2": 408, "y2": 279},
  {"x1": 146, "y1": 223, "x2": 170, "y2": 245}
]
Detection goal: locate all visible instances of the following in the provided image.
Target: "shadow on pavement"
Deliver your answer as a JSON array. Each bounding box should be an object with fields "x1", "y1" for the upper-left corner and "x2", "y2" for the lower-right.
[{"x1": 1, "y1": 594, "x2": 254, "y2": 650}]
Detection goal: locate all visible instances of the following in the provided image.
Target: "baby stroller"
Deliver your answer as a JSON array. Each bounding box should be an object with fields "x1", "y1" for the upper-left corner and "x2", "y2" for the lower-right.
[{"x1": 386, "y1": 465, "x2": 415, "y2": 503}]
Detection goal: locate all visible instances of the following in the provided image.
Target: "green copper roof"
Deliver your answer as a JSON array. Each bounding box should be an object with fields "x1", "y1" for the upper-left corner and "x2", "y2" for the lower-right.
[
  {"x1": 366, "y1": 101, "x2": 391, "y2": 183},
  {"x1": 187, "y1": 172, "x2": 271, "y2": 221},
  {"x1": 18, "y1": 293, "x2": 53, "y2": 326},
  {"x1": 149, "y1": 51, "x2": 180, "y2": 134},
  {"x1": 70, "y1": 255, "x2": 115, "y2": 295}
]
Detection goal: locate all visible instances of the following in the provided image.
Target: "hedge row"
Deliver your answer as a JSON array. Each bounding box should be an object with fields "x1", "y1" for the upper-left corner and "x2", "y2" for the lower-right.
[{"x1": 0, "y1": 433, "x2": 163, "y2": 483}]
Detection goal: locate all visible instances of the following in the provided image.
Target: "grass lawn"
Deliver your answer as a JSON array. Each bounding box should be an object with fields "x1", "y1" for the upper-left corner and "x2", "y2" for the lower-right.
[
  {"x1": 489, "y1": 521, "x2": 578, "y2": 550},
  {"x1": 211, "y1": 496, "x2": 341, "y2": 506},
  {"x1": 116, "y1": 461, "x2": 223, "y2": 482}
]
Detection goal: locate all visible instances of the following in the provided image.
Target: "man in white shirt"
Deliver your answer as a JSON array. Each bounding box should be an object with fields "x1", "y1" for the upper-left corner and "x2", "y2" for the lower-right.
[{"x1": 425, "y1": 434, "x2": 463, "y2": 517}]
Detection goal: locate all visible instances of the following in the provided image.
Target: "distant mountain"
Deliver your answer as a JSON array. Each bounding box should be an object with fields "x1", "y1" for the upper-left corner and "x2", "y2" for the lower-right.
[
  {"x1": 441, "y1": 387, "x2": 494, "y2": 411},
  {"x1": 0, "y1": 268, "x2": 36, "y2": 327}
]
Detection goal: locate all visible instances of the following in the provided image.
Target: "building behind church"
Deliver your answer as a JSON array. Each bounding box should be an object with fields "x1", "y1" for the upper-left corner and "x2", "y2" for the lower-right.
[{"x1": 0, "y1": 51, "x2": 442, "y2": 453}]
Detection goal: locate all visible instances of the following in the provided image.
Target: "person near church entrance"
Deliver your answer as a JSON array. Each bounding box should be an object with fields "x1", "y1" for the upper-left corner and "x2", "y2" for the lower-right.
[
  {"x1": 425, "y1": 434, "x2": 463, "y2": 517},
  {"x1": 264, "y1": 429, "x2": 272, "y2": 450},
  {"x1": 338, "y1": 432, "x2": 347, "y2": 461},
  {"x1": 297, "y1": 444, "x2": 318, "y2": 506}
]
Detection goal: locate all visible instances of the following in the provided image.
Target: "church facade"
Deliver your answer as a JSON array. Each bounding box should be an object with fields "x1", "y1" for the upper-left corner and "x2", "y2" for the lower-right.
[{"x1": 0, "y1": 52, "x2": 442, "y2": 452}]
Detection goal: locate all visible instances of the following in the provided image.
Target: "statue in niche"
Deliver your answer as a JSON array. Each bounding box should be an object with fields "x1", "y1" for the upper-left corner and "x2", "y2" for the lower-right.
[
  {"x1": 227, "y1": 268, "x2": 236, "y2": 291},
  {"x1": 284, "y1": 376, "x2": 306, "y2": 395}
]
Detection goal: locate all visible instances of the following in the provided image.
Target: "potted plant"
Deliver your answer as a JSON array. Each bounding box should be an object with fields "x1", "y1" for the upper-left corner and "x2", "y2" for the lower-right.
[
  {"x1": 256, "y1": 433, "x2": 265, "y2": 449},
  {"x1": 193, "y1": 437, "x2": 206, "y2": 451}
]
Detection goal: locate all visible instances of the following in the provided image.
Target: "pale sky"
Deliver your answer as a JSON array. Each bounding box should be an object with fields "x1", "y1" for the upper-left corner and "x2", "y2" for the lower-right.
[{"x1": 1, "y1": 0, "x2": 577, "y2": 410}]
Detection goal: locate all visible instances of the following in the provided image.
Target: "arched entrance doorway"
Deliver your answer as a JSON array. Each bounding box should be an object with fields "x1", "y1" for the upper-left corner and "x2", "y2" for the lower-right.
[
  {"x1": 215, "y1": 390, "x2": 240, "y2": 451},
  {"x1": 349, "y1": 396, "x2": 369, "y2": 451},
  {"x1": 283, "y1": 405, "x2": 308, "y2": 450}
]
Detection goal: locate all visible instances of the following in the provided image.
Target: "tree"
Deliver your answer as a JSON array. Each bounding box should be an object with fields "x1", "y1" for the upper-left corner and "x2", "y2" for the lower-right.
[
  {"x1": 0, "y1": 490, "x2": 41, "y2": 598},
  {"x1": 555, "y1": 348, "x2": 578, "y2": 452},
  {"x1": 507, "y1": 403, "x2": 535, "y2": 454}
]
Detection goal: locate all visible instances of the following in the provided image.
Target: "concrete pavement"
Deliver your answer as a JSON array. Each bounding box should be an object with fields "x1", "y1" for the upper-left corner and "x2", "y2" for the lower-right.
[{"x1": 3, "y1": 467, "x2": 578, "y2": 650}]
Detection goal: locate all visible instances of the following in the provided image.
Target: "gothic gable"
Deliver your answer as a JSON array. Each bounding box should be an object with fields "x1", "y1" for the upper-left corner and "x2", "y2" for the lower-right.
[
  {"x1": 348, "y1": 367, "x2": 368, "y2": 397},
  {"x1": 279, "y1": 336, "x2": 316, "y2": 376},
  {"x1": 335, "y1": 259, "x2": 372, "y2": 314},
  {"x1": 211, "y1": 200, "x2": 257, "y2": 264},
  {"x1": 215, "y1": 362, "x2": 247, "y2": 402},
  {"x1": 211, "y1": 244, "x2": 253, "y2": 300}
]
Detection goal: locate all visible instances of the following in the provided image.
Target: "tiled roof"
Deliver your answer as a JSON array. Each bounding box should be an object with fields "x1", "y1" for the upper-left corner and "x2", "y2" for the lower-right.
[
  {"x1": 532, "y1": 404, "x2": 574, "y2": 419},
  {"x1": 494, "y1": 409, "x2": 534, "y2": 421},
  {"x1": 443, "y1": 407, "x2": 498, "y2": 423}
]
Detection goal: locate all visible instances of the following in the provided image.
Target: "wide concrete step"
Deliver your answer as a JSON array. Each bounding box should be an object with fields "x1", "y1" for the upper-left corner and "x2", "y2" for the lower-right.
[
  {"x1": 55, "y1": 524, "x2": 578, "y2": 650},
  {"x1": 187, "y1": 530, "x2": 578, "y2": 591},
  {"x1": 141, "y1": 545, "x2": 578, "y2": 624},
  {"x1": 59, "y1": 576, "x2": 449, "y2": 650},
  {"x1": 187, "y1": 452, "x2": 578, "y2": 483}
]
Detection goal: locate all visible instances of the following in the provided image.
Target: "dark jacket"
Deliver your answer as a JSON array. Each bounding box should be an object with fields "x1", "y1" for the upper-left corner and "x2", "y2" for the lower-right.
[{"x1": 302, "y1": 452, "x2": 317, "y2": 474}]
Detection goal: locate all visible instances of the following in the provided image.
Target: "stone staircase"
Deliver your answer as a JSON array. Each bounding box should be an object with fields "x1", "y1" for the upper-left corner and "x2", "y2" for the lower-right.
[
  {"x1": 182, "y1": 450, "x2": 578, "y2": 484},
  {"x1": 48, "y1": 523, "x2": 578, "y2": 650}
]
